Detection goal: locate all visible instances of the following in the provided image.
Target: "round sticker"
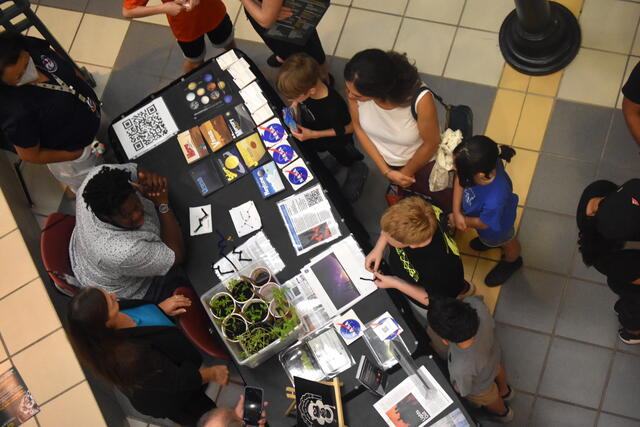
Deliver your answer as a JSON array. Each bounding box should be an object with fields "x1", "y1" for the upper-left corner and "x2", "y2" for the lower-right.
[
  {"x1": 223, "y1": 95, "x2": 233, "y2": 103},
  {"x1": 189, "y1": 101, "x2": 200, "y2": 110},
  {"x1": 201, "y1": 96, "x2": 210, "y2": 104},
  {"x1": 270, "y1": 144, "x2": 295, "y2": 164},
  {"x1": 39, "y1": 55, "x2": 57, "y2": 73},
  {"x1": 260, "y1": 124, "x2": 286, "y2": 143},
  {"x1": 187, "y1": 82, "x2": 197, "y2": 90},
  {"x1": 203, "y1": 73, "x2": 213, "y2": 82},
  {"x1": 224, "y1": 154, "x2": 240, "y2": 169},
  {"x1": 218, "y1": 80, "x2": 226, "y2": 89},
  {"x1": 287, "y1": 166, "x2": 308, "y2": 185},
  {"x1": 186, "y1": 92, "x2": 196, "y2": 102},
  {"x1": 210, "y1": 90, "x2": 220, "y2": 100},
  {"x1": 196, "y1": 88, "x2": 205, "y2": 96},
  {"x1": 338, "y1": 319, "x2": 362, "y2": 340},
  {"x1": 207, "y1": 82, "x2": 217, "y2": 91}
]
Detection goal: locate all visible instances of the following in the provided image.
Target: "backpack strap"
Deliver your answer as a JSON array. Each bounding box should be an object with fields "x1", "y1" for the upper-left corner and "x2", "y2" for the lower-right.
[{"x1": 411, "y1": 85, "x2": 448, "y2": 120}]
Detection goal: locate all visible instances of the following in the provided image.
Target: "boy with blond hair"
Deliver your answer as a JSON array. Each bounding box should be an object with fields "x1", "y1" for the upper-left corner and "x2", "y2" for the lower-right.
[{"x1": 277, "y1": 53, "x2": 367, "y2": 202}]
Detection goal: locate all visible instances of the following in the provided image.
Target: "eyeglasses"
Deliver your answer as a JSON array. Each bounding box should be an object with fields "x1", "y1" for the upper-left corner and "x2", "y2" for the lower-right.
[{"x1": 193, "y1": 207, "x2": 209, "y2": 233}]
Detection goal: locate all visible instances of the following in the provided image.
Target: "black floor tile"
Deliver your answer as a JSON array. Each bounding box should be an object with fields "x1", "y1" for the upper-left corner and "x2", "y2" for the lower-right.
[
  {"x1": 542, "y1": 100, "x2": 612, "y2": 162},
  {"x1": 597, "y1": 413, "x2": 640, "y2": 427},
  {"x1": 602, "y1": 352, "x2": 640, "y2": 419},
  {"x1": 38, "y1": 0, "x2": 87, "y2": 11},
  {"x1": 495, "y1": 323, "x2": 550, "y2": 393},
  {"x1": 538, "y1": 337, "x2": 612, "y2": 408},
  {"x1": 597, "y1": 162, "x2": 640, "y2": 186},
  {"x1": 602, "y1": 110, "x2": 640, "y2": 171},
  {"x1": 85, "y1": 0, "x2": 122, "y2": 18},
  {"x1": 555, "y1": 279, "x2": 619, "y2": 348},
  {"x1": 517, "y1": 208, "x2": 578, "y2": 275},
  {"x1": 494, "y1": 268, "x2": 566, "y2": 333},
  {"x1": 570, "y1": 251, "x2": 607, "y2": 284},
  {"x1": 527, "y1": 154, "x2": 597, "y2": 216},
  {"x1": 113, "y1": 21, "x2": 175, "y2": 77},
  {"x1": 530, "y1": 397, "x2": 597, "y2": 427}
]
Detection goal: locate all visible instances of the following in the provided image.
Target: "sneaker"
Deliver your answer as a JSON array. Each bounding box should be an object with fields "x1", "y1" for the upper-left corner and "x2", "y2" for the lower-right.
[
  {"x1": 484, "y1": 406, "x2": 514, "y2": 423},
  {"x1": 470, "y1": 237, "x2": 492, "y2": 252},
  {"x1": 341, "y1": 162, "x2": 369, "y2": 202},
  {"x1": 485, "y1": 257, "x2": 523, "y2": 287},
  {"x1": 618, "y1": 329, "x2": 640, "y2": 345},
  {"x1": 266, "y1": 54, "x2": 283, "y2": 67},
  {"x1": 501, "y1": 384, "x2": 515, "y2": 402}
]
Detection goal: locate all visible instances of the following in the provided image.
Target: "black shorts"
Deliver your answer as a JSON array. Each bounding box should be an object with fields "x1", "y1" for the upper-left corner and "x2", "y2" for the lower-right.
[
  {"x1": 177, "y1": 13, "x2": 234, "y2": 61},
  {"x1": 245, "y1": 10, "x2": 326, "y2": 64}
]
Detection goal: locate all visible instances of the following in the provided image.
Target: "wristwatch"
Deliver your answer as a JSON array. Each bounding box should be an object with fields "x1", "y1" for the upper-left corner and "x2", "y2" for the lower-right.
[{"x1": 158, "y1": 203, "x2": 170, "y2": 214}]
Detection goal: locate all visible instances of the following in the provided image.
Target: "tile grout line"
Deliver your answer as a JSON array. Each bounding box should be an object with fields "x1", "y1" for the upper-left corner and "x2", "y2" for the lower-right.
[
  {"x1": 38, "y1": 378, "x2": 87, "y2": 407},
  {"x1": 329, "y1": 1, "x2": 352, "y2": 59},
  {"x1": 8, "y1": 326, "x2": 62, "y2": 359},
  {"x1": 440, "y1": 0, "x2": 467, "y2": 79},
  {"x1": 0, "y1": 276, "x2": 45, "y2": 303},
  {"x1": 389, "y1": 0, "x2": 410, "y2": 52},
  {"x1": 593, "y1": 350, "x2": 618, "y2": 427}
]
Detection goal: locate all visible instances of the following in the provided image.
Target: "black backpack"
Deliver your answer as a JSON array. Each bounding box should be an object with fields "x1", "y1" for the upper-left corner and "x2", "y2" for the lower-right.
[{"x1": 411, "y1": 86, "x2": 473, "y2": 140}]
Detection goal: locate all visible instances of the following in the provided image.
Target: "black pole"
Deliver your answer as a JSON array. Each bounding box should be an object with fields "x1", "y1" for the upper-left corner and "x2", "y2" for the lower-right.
[{"x1": 499, "y1": 0, "x2": 581, "y2": 76}]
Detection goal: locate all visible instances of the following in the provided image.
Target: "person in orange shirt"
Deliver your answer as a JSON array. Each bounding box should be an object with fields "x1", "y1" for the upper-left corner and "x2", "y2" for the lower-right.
[{"x1": 122, "y1": 0, "x2": 235, "y2": 73}]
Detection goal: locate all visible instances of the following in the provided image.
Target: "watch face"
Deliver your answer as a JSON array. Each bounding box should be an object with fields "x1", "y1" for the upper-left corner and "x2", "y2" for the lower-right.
[{"x1": 159, "y1": 204, "x2": 169, "y2": 213}]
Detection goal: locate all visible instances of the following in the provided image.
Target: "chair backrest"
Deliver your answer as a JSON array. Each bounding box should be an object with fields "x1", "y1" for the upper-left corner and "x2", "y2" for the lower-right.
[
  {"x1": 40, "y1": 213, "x2": 79, "y2": 296},
  {"x1": 173, "y1": 286, "x2": 230, "y2": 361}
]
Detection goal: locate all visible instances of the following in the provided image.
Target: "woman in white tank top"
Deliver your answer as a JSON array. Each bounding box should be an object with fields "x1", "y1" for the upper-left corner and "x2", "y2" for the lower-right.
[{"x1": 344, "y1": 49, "x2": 452, "y2": 209}]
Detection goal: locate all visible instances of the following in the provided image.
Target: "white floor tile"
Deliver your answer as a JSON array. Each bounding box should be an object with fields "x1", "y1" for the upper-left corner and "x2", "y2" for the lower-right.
[
  {"x1": 77, "y1": 62, "x2": 111, "y2": 100},
  {"x1": 317, "y1": 5, "x2": 349, "y2": 56},
  {"x1": 394, "y1": 18, "x2": 456, "y2": 76},
  {"x1": 132, "y1": 0, "x2": 169, "y2": 26},
  {"x1": 405, "y1": 0, "x2": 465, "y2": 25},
  {"x1": 581, "y1": 0, "x2": 640, "y2": 54},
  {"x1": 351, "y1": 0, "x2": 407, "y2": 15},
  {"x1": 70, "y1": 14, "x2": 130, "y2": 68},
  {"x1": 558, "y1": 48, "x2": 628, "y2": 107},
  {"x1": 633, "y1": 22, "x2": 640, "y2": 56},
  {"x1": 444, "y1": 28, "x2": 503, "y2": 86},
  {"x1": 28, "y1": 6, "x2": 83, "y2": 51},
  {"x1": 222, "y1": 0, "x2": 242, "y2": 24},
  {"x1": 234, "y1": 11, "x2": 264, "y2": 44},
  {"x1": 460, "y1": 0, "x2": 514, "y2": 33},
  {"x1": 334, "y1": 9, "x2": 401, "y2": 59},
  {"x1": 617, "y1": 56, "x2": 639, "y2": 108},
  {"x1": 331, "y1": 0, "x2": 351, "y2": 5}
]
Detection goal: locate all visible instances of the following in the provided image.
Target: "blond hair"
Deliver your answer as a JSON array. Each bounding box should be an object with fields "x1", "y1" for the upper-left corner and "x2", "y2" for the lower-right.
[
  {"x1": 276, "y1": 53, "x2": 321, "y2": 100},
  {"x1": 380, "y1": 197, "x2": 437, "y2": 245}
]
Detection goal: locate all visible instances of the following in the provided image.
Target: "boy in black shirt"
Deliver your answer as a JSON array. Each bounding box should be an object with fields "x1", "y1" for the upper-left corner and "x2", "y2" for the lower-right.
[{"x1": 276, "y1": 53, "x2": 368, "y2": 202}]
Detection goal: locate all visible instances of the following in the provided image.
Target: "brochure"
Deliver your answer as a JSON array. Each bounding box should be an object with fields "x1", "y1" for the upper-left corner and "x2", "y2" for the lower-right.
[
  {"x1": 236, "y1": 132, "x2": 268, "y2": 169},
  {"x1": 215, "y1": 146, "x2": 248, "y2": 183},
  {"x1": 189, "y1": 159, "x2": 224, "y2": 196},
  {"x1": 200, "y1": 114, "x2": 233, "y2": 152},
  {"x1": 212, "y1": 231, "x2": 284, "y2": 281},
  {"x1": 0, "y1": 367, "x2": 39, "y2": 426},
  {"x1": 224, "y1": 104, "x2": 255, "y2": 140},
  {"x1": 265, "y1": 0, "x2": 330, "y2": 46},
  {"x1": 294, "y1": 376, "x2": 339, "y2": 427},
  {"x1": 355, "y1": 354, "x2": 387, "y2": 397},
  {"x1": 252, "y1": 161, "x2": 286, "y2": 198},
  {"x1": 177, "y1": 126, "x2": 209, "y2": 164}
]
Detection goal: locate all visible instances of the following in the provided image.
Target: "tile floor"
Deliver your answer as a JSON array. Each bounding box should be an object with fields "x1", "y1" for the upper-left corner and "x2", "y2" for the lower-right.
[{"x1": 10, "y1": 0, "x2": 640, "y2": 425}]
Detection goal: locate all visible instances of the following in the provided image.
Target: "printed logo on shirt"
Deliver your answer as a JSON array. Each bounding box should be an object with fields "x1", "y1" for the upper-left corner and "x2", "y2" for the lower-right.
[
  {"x1": 632, "y1": 197, "x2": 639, "y2": 206},
  {"x1": 86, "y1": 97, "x2": 98, "y2": 113},
  {"x1": 39, "y1": 55, "x2": 57, "y2": 73}
]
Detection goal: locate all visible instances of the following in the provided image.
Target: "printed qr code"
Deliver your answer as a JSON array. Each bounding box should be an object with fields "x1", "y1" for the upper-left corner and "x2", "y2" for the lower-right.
[
  {"x1": 304, "y1": 188, "x2": 323, "y2": 207},
  {"x1": 122, "y1": 104, "x2": 169, "y2": 151},
  {"x1": 291, "y1": 286, "x2": 301, "y2": 297}
]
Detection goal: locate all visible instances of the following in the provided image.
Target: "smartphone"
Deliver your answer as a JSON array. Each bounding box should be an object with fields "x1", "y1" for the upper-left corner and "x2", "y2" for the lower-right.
[
  {"x1": 282, "y1": 106, "x2": 299, "y2": 133},
  {"x1": 243, "y1": 386, "x2": 264, "y2": 425}
]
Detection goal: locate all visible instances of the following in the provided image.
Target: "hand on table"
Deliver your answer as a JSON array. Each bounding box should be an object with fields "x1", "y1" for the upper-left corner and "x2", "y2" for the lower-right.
[
  {"x1": 386, "y1": 170, "x2": 415, "y2": 187},
  {"x1": 133, "y1": 171, "x2": 169, "y2": 206},
  {"x1": 291, "y1": 125, "x2": 316, "y2": 142},
  {"x1": 158, "y1": 294, "x2": 191, "y2": 316},
  {"x1": 234, "y1": 395, "x2": 269, "y2": 426}
]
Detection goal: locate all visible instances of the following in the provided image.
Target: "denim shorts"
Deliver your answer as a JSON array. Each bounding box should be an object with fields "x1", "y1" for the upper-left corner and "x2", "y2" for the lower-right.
[{"x1": 478, "y1": 227, "x2": 515, "y2": 248}]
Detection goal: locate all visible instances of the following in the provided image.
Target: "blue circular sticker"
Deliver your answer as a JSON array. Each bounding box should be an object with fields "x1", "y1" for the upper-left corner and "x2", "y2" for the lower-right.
[
  {"x1": 261, "y1": 124, "x2": 286, "y2": 143},
  {"x1": 223, "y1": 95, "x2": 233, "y2": 103},
  {"x1": 287, "y1": 166, "x2": 308, "y2": 185},
  {"x1": 203, "y1": 73, "x2": 213, "y2": 82},
  {"x1": 338, "y1": 319, "x2": 362, "y2": 340},
  {"x1": 271, "y1": 144, "x2": 295, "y2": 164}
]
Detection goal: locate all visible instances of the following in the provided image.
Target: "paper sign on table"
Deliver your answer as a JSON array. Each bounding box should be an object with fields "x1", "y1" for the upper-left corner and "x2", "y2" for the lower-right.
[
  {"x1": 250, "y1": 104, "x2": 274, "y2": 126},
  {"x1": 281, "y1": 157, "x2": 314, "y2": 190},
  {"x1": 240, "y1": 81, "x2": 268, "y2": 113},
  {"x1": 229, "y1": 200, "x2": 262, "y2": 237},
  {"x1": 216, "y1": 50, "x2": 239, "y2": 70},
  {"x1": 370, "y1": 312, "x2": 403, "y2": 341},
  {"x1": 333, "y1": 309, "x2": 365, "y2": 344},
  {"x1": 189, "y1": 204, "x2": 212, "y2": 236}
]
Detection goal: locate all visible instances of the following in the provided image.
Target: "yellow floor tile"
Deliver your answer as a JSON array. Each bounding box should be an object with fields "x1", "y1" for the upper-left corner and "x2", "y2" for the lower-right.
[
  {"x1": 12, "y1": 330, "x2": 85, "y2": 403},
  {"x1": 37, "y1": 382, "x2": 106, "y2": 427},
  {"x1": 133, "y1": 0, "x2": 169, "y2": 26},
  {"x1": 16, "y1": 418, "x2": 37, "y2": 427},
  {"x1": 514, "y1": 206, "x2": 524, "y2": 232},
  {"x1": 512, "y1": 94, "x2": 554, "y2": 151},
  {"x1": 455, "y1": 228, "x2": 479, "y2": 256},
  {"x1": 0, "y1": 340, "x2": 6, "y2": 363},
  {"x1": 0, "y1": 192, "x2": 17, "y2": 237},
  {"x1": 28, "y1": 6, "x2": 83, "y2": 52},
  {"x1": 70, "y1": 14, "x2": 130, "y2": 68},
  {"x1": 528, "y1": 71, "x2": 563, "y2": 97},
  {"x1": 461, "y1": 255, "x2": 478, "y2": 282},
  {"x1": 485, "y1": 89, "x2": 526, "y2": 145},
  {"x1": 0, "y1": 230, "x2": 39, "y2": 299},
  {"x1": 556, "y1": 0, "x2": 584, "y2": 18},
  {"x1": 482, "y1": 247, "x2": 503, "y2": 262},
  {"x1": 499, "y1": 64, "x2": 530, "y2": 92},
  {"x1": 471, "y1": 259, "x2": 501, "y2": 314},
  {"x1": 0, "y1": 279, "x2": 61, "y2": 355},
  {"x1": 505, "y1": 149, "x2": 539, "y2": 204}
]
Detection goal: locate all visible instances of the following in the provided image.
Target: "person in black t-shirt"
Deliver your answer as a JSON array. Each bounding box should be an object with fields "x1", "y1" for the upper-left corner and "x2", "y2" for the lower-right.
[
  {"x1": 621, "y1": 60, "x2": 640, "y2": 147},
  {"x1": 365, "y1": 197, "x2": 469, "y2": 308},
  {"x1": 577, "y1": 180, "x2": 640, "y2": 345},
  {"x1": 276, "y1": 53, "x2": 368, "y2": 202},
  {"x1": 0, "y1": 32, "x2": 103, "y2": 192}
]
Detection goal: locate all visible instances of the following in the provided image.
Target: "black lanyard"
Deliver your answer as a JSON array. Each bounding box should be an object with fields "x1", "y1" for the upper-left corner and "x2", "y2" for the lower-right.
[{"x1": 32, "y1": 71, "x2": 100, "y2": 118}]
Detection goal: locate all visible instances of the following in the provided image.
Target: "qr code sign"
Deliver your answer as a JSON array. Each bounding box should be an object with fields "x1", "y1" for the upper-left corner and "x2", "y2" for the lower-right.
[
  {"x1": 122, "y1": 104, "x2": 169, "y2": 151},
  {"x1": 304, "y1": 187, "x2": 323, "y2": 207}
]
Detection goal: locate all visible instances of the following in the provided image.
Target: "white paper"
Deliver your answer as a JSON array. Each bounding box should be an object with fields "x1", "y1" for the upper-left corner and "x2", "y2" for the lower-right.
[
  {"x1": 430, "y1": 409, "x2": 470, "y2": 427},
  {"x1": 370, "y1": 311, "x2": 403, "y2": 341},
  {"x1": 227, "y1": 57, "x2": 256, "y2": 89},
  {"x1": 229, "y1": 200, "x2": 262, "y2": 238},
  {"x1": 251, "y1": 104, "x2": 275, "y2": 126},
  {"x1": 212, "y1": 231, "x2": 284, "y2": 281},
  {"x1": 189, "y1": 204, "x2": 212, "y2": 236},
  {"x1": 373, "y1": 366, "x2": 453, "y2": 427},
  {"x1": 113, "y1": 97, "x2": 179, "y2": 160},
  {"x1": 332, "y1": 309, "x2": 365, "y2": 344},
  {"x1": 216, "y1": 50, "x2": 239, "y2": 70},
  {"x1": 276, "y1": 184, "x2": 341, "y2": 255},
  {"x1": 301, "y1": 235, "x2": 376, "y2": 316},
  {"x1": 240, "y1": 81, "x2": 268, "y2": 113},
  {"x1": 281, "y1": 157, "x2": 314, "y2": 190}
]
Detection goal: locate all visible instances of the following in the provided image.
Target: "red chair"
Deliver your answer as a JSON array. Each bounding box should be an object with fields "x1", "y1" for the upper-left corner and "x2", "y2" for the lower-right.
[
  {"x1": 40, "y1": 213, "x2": 80, "y2": 296},
  {"x1": 173, "y1": 286, "x2": 230, "y2": 360}
]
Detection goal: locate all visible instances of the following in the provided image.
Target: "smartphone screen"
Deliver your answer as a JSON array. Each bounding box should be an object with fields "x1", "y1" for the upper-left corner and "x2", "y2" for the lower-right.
[{"x1": 243, "y1": 386, "x2": 263, "y2": 425}]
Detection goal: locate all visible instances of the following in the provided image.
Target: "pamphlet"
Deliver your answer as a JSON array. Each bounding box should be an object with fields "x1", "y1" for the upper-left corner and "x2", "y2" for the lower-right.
[
  {"x1": 333, "y1": 309, "x2": 364, "y2": 344},
  {"x1": 214, "y1": 146, "x2": 248, "y2": 183},
  {"x1": 113, "y1": 97, "x2": 179, "y2": 160},
  {"x1": 177, "y1": 126, "x2": 209, "y2": 164},
  {"x1": 265, "y1": 0, "x2": 330, "y2": 46},
  {"x1": 212, "y1": 231, "x2": 284, "y2": 281},
  {"x1": 200, "y1": 114, "x2": 233, "y2": 152},
  {"x1": 281, "y1": 157, "x2": 314, "y2": 190},
  {"x1": 0, "y1": 367, "x2": 39, "y2": 426},
  {"x1": 235, "y1": 132, "x2": 268, "y2": 169},
  {"x1": 251, "y1": 104, "x2": 274, "y2": 126},
  {"x1": 252, "y1": 161, "x2": 286, "y2": 198},
  {"x1": 229, "y1": 200, "x2": 262, "y2": 238},
  {"x1": 189, "y1": 204, "x2": 212, "y2": 236},
  {"x1": 224, "y1": 104, "x2": 255, "y2": 140},
  {"x1": 240, "y1": 81, "x2": 268, "y2": 113},
  {"x1": 356, "y1": 354, "x2": 387, "y2": 397},
  {"x1": 189, "y1": 159, "x2": 224, "y2": 196},
  {"x1": 227, "y1": 57, "x2": 256, "y2": 89},
  {"x1": 216, "y1": 50, "x2": 239, "y2": 70},
  {"x1": 276, "y1": 184, "x2": 341, "y2": 255},
  {"x1": 373, "y1": 366, "x2": 453, "y2": 427},
  {"x1": 294, "y1": 377, "x2": 339, "y2": 427}
]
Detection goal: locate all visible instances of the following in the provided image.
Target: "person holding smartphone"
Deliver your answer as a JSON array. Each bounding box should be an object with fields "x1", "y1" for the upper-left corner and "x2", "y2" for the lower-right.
[{"x1": 199, "y1": 393, "x2": 268, "y2": 426}]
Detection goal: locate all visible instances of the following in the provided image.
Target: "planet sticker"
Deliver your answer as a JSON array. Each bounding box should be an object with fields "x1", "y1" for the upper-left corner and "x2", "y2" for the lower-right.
[
  {"x1": 218, "y1": 80, "x2": 226, "y2": 89},
  {"x1": 224, "y1": 95, "x2": 233, "y2": 103},
  {"x1": 188, "y1": 82, "x2": 197, "y2": 90},
  {"x1": 210, "y1": 90, "x2": 220, "y2": 100},
  {"x1": 203, "y1": 73, "x2": 213, "y2": 82},
  {"x1": 286, "y1": 166, "x2": 308, "y2": 185},
  {"x1": 201, "y1": 96, "x2": 210, "y2": 104},
  {"x1": 186, "y1": 92, "x2": 195, "y2": 101},
  {"x1": 259, "y1": 123, "x2": 286, "y2": 144},
  {"x1": 224, "y1": 155, "x2": 240, "y2": 169},
  {"x1": 269, "y1": 144, "x2": 295, "y2": 164},
  {"x1": 196, "y1": 88, "x2": 205, "y2": 96},
  {"x1": 189, "y1": 101, "x2": 200, "y2": 110},
  {"x1": 337, "y1": 319, "x2": 362, "y2": 340},
  {"x1": 207, "y1": 82, "x2": 217, "y2": 91}
]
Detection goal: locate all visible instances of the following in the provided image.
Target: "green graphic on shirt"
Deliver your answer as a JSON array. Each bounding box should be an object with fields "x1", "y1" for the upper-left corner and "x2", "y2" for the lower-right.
[{"x1": 395, "y1": 247, "x2": 419, "y2": 282}]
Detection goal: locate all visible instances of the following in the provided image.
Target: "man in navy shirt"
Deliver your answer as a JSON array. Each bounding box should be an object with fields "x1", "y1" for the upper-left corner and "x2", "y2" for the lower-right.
[{"x1": 0, "y1": 32, "x2": 103, "y2": 192}]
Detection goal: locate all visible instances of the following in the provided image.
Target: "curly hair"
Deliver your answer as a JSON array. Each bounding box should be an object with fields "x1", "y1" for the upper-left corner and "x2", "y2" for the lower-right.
[{"x1": 82, "y1": 167, "x2": 135, "y2": 219}]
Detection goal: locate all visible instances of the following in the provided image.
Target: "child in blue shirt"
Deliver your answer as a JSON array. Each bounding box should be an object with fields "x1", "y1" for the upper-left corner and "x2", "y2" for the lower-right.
[{"x1": 451, "y1": 135, "x2": 522, "y2": 286}]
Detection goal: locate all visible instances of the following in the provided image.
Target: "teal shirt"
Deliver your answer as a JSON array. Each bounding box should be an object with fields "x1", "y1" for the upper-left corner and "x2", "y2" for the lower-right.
[{"x1": 121, "y1": 304, "x2": 175, "y2": 327}]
